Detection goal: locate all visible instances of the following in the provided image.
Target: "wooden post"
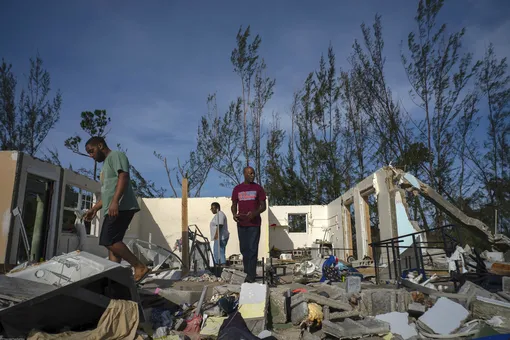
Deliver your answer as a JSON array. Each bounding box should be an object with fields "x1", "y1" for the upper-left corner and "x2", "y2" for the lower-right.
[{"x1": 182, "y1": 177, "x2": 189, "y2": 275}]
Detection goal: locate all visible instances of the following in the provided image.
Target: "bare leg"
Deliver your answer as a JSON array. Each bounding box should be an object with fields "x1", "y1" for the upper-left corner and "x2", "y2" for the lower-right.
[
  {"x1": 107, "y1": 241, "x2": 149, "y2": 281},
  {"x1": 108, "y1": 249, "x2": 122, "y2": 263}
]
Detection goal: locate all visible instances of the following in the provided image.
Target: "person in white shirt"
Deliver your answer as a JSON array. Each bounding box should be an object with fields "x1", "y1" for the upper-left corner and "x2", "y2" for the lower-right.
[{"x1": 210, "y1": 202, "x2": 229, "y2": 265}]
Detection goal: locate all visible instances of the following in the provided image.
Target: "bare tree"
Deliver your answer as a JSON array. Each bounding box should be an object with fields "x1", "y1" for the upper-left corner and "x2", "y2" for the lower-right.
[
  {"x1": 401, "y1": 0, "x2": 480, "y2": 197},
  {"x1": 0, "y1": 55, "x2": 62, "y2": 155}
]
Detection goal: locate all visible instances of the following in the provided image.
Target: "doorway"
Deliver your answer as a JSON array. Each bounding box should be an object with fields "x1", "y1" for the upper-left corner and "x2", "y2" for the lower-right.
[{"x1": 17, "y1": 174, "x2": 54, "y2": 263}]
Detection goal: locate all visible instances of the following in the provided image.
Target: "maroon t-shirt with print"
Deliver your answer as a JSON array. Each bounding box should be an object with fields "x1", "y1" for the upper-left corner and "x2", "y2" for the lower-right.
[{"x1": 232, "y1": 182, "x2": 267, "y2": 227}]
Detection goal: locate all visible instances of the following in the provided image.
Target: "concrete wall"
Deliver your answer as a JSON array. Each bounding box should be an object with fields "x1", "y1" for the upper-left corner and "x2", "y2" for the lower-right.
[
  {"x1": 0, "y1": 152, "x2": 19, "y2": 264},
  {"x1": 326, "y1": 197, "x2": 345, "y2": 257},
  {"x1": 129, "y1": 197, "x2": 270, "y2": 261},
  {"x1": 268, "y1": 205, "x2": 329, "y2": 250}
]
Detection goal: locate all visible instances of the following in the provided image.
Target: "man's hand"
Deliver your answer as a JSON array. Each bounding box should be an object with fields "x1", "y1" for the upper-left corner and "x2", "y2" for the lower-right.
[
  {"x1": 233, "y1": 214, "x2": 240, "y2": 223},
  {"x1": 246, "y1": 211, "x2": 254, "y2": 221},
  {"x1": 108, "y1": 200, "x2": 119, "y2": 217},
  {"x1": 84, "y1": 208, "x2": 97, "y2": 222}
]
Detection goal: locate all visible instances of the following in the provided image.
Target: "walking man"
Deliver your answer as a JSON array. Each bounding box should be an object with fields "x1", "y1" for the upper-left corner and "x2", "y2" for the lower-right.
[
  {"x1": 231, "y1": 166, "x2": 267, "y2": 283},
  {"x1": 210, "y1": 202, "x2": 229, "y2": 265},
  {"x1": 83, "y1": 136, "x2": 150, "y2": 283}
]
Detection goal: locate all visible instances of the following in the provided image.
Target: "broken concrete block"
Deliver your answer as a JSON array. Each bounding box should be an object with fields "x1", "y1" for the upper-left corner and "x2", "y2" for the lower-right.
[
  {"x1": 269, "y1": 288, "x2": 288, "y2": 324},
  {"x1": 360, "y1": 289, "x2": 411, "y2": 316},
  {"x1": 407, "y1": 302, "x2": 426, "y2": 316},
  {"x1": 244, "y1": 318, "x2": 266, "y2": 336},
  {"x1": 213, "y1": 284, "x2": 241, "y2": 295},
  {"x1": 291, "y1": 301, "x2": 308, "y2": 325},
  {"x1": 308, "y1": 282, "x2": 346, "y2": 299},
  {"x1": 375, "y1": 312, "x2": 417, "y2": 340},
  {"x1": 503, "y1": 276, "x2": 510, "y2": 293},
  {"x1": 322, "y1": 318, "x2": 390, "y2": 339},
  {"x1": 221, "y1": 268, "x2": 247, "y2": 284},
  {"x1": 291, "y1": 292, "x2": 352, "y2": 311},
  {"x1": 471, "y1": 296, "x2": 510, "y2": 331},
  {"x1": 346, "y1": 276, "x2": 361, "y2": 294},
  {"x1": 323, "y1": 306, "x2": 330, "y2": 320},
  {"x1": 418, "y1": 297, "x2": 469, "y2": 335},
  {"x1": 457, "y1": 281, "x2": 505, "y2": 306},
  {"x1": 155, "y1": 287, "x2": 202, "y2": 305}
]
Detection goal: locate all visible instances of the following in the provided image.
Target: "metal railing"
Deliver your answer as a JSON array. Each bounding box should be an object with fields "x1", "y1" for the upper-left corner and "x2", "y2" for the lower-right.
[{"x1": 369, "y1": 224, "x2": 463, "y2": 286}]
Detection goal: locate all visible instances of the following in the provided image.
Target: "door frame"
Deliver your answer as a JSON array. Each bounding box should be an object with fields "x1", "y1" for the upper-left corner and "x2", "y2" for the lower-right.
[{"x1": 8, "y1": 156, "x2": 62, "y2": 264}]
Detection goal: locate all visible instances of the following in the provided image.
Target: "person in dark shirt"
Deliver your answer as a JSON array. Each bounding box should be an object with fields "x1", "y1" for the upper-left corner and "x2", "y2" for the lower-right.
[{"x1": 231, "y1": 166, "x2": 267, "y2": 283}]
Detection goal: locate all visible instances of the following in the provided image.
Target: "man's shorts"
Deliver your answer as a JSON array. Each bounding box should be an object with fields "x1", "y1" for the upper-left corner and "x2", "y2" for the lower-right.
[{"x1": 99, "y1": 210, "x2": 136, "y2": 246}]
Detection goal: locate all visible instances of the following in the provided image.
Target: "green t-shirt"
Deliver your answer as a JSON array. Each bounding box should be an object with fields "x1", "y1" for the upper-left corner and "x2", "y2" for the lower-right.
[{"x1": 99, "y1": 150, "x2": 140, "y2": 216}]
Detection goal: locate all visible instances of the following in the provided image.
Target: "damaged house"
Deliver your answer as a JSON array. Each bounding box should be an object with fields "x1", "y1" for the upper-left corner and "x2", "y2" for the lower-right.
[{"x1": 1, "y1": 150, "x2": 510, "y2": 339}]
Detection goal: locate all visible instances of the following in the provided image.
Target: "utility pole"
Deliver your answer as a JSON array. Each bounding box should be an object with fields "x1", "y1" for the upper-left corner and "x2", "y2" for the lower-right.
[{"x1": 181, "y1": 177, "x2": 189, "y2": 275}]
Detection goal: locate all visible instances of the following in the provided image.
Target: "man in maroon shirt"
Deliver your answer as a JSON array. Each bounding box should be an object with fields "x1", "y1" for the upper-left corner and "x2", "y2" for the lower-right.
[{"x1": 231, "y1": 166, "x2": 267, "y2": 283}]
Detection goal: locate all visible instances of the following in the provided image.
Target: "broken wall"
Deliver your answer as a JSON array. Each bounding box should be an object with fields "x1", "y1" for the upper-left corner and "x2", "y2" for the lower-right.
[
  {"x1": 0, "y1": 152, "x2": 19, "y2": 265},
  {"x1": 129, "y1": 197, "x2": 270, "y2": 261},
  {"x1": 0, "y1": 151, "x2": 104, "y2": 268},
  {"x1": 268, "y1": 205, "x2": 329, "y2": 250},
  {"x1": 327, "y1": 168, "x2": 398, "y2": 263}
]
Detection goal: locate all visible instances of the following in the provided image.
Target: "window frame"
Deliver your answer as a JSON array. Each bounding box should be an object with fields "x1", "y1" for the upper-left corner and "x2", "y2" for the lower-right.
[{"x1": 287, "y1": 213, "x2": 308, "y2": 233}]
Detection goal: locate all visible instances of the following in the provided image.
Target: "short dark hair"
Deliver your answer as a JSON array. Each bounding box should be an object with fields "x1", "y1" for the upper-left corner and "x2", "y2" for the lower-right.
[
  {"x1": 211, "y1": 202, "x2": 220, "y2": 210},
  {"x1": 85, "y1": 136, "x2": 107, "y2": 147}
]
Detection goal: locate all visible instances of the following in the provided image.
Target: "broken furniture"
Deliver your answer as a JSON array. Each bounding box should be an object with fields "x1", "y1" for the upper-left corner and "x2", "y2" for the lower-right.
[
  {"x1": 0, "y1": 251, "x2": 142, "y2": 338},
  {"x1": 126, "y1": 239, "x2": 183, "y2": 281}
]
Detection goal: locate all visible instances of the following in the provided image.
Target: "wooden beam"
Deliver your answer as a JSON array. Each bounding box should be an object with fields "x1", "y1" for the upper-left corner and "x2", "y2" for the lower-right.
[{"x1": 181, "y1": 177, "x2": 189, "y2": 275}]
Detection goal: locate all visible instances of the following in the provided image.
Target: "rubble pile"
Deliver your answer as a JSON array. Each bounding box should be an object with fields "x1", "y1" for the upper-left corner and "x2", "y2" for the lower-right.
[{"x1": 2, "y1": 246, "x2": 510, "y2": 339}]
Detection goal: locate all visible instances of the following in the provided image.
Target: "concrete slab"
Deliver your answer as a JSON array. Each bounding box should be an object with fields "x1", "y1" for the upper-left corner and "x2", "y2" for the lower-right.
[
  {"x1": 322, "y1": 318, "x2": 390, "y2": 339},
  {"x1": 418, "y1": 297, "x2": 469, "y2": 335},
  {"x1": 375, "y1": 312, "x2": 417, "y2": 339},
  {"x1": 308, "y1": 283, "x2": 346, "y2": 299},
  {"x1": 346, "y1": 276, "x2": 361, "y2": 294}
]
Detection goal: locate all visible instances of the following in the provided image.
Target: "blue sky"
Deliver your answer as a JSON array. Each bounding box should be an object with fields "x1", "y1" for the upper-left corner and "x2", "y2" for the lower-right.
[{"x1": 1, "y1": 0, "x2": 509, "y2": 197}]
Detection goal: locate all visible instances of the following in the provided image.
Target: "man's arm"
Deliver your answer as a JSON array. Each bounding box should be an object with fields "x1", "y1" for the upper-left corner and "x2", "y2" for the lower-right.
[
  {"x1": 231, "y1": 200, "x2": 239, "y2": 222},
  {"x1": 92, "y1": 200, "x2": 103, "y2": 212},
  {"x1": 112, "y1": 171, "x2": 130, "y2": 202},
  {"x1": 84, "y1": 199, "x2": 103, "y2": 221},
  {"x1": 251, "y1": 186, "x2": 267, "y2": 218},
  {"x1": 254, "y1": 200, "x2": 267, "y2": 216},
  {"x1": 109, "y1": 152, "x2": 131, "y2": 217}
]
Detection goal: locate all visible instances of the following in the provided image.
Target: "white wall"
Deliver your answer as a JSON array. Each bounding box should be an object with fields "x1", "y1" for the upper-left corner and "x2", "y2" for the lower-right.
[
  {"x1": 327, "y1": 197, "x2": 345, "y2": 255},
  {"x1": 130, "y1": 197, "x2": 269, "y2": 261},
  {"x1": 268, "y1": 205, "x2": 329, "y2": 250}
]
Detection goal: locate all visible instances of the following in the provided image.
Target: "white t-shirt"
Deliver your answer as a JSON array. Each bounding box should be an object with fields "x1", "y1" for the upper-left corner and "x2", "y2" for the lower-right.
[{"x1": 210, "y1": 210, "x2": 229, "y2": 240}]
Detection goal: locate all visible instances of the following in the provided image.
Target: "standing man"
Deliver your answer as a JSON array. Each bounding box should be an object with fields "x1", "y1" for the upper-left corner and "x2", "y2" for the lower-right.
[
  {"x1": 210, "y1": 202, "x2": 229, "y2": 266},
  {"x1": 231, "y1": 166, "x2": 267, "y2": 283},
  {"x1": 83, "y1": 136, "x2": 150, "y2": 283}
]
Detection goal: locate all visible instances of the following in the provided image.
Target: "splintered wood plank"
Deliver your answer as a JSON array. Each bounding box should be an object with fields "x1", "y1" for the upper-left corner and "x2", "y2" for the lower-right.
[{"x1": 0, "y1": 275, "x2": 56, "y2": 302}]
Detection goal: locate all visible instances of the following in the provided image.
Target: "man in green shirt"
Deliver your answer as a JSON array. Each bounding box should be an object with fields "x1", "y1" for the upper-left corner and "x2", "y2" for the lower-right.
[{"x1": 84, "y1": 137, "x2": 150, "y2": 283}]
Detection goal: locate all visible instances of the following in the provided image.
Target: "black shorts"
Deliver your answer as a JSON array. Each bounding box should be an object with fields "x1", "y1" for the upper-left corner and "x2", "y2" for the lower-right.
[{"x1": 99, "y1": 210, "x2": 136, "y2": 246}]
